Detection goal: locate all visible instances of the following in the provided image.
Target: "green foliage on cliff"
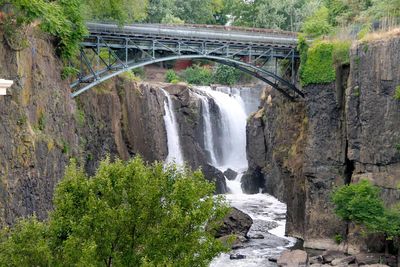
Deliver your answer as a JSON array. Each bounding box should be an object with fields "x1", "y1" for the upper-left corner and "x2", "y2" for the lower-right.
[
  {"x1": 332, "y1": 180, "x2": 400, "y2": 239},
  {"x1": 300, "y1": 41, "x2": 336, "y2": 86},
  {"x1": 299, "y1": 39, "x2": 350, "y2": 86},
  {"x1": 0, "y1": 157, "x2": 229, "y2": 266},
  {"x1": 2, "y1": 0, "x2": 87, "y2": 60}
]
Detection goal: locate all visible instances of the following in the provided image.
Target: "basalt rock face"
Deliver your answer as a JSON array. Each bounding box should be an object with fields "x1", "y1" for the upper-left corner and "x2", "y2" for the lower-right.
[
  {"x1": 245, "y1": 36, "x2": 400, "y2": 251},
  {"x1": 77, "y1": 79, "x2": 168, "y2": 175},
  {"x1": 0, "y1": 31, "x2": 79, "y2": 225}
]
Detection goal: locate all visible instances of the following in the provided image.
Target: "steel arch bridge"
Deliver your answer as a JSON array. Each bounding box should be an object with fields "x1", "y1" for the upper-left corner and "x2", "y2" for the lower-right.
[{"x1": 71, "y1": 22, "x2": 304, "y2": 100}]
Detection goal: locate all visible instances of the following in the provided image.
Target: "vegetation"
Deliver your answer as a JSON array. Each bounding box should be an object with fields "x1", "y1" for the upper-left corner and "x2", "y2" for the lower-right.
[
  {"x1": 165, "y1": 69, "x2": 180, "y2": 83},
  {"x1": 0, "y1": 157, "x2": 229, "y2": 266},
  {"x1": 183, "y1": 65, "x2": 214, "y2": 85},
  {"x1": 332, "y1": 180, "x2": 400, "y2": 247},
  {"x1": 300, "y1": 41, "x2": 336, "y2": 86},
  {"x1": 1, "y1": 0, "x2": 87, "y2": 60},
  {"x1": 213, "y1": 65, "x2": 241, "y2": 86},
  {"x1": 394, "y1": 86, "x2": 400, "y2": 100}
]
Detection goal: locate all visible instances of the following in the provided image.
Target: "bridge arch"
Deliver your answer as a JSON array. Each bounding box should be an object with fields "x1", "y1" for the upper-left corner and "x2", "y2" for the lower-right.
[{"x1": 71, "y1": 54, "x2": 303, "y2": 99}]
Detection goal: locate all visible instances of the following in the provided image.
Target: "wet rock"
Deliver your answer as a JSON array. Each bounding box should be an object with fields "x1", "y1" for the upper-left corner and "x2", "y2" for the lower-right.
[
  {"x1": 277, "y1": 249, "x2": 308, "y2": 267},
  {"x1": 250, "y1": 233, "x2": 264, "y2": 239},
  {"x1": 268, "y1": 257, "x2": 278, "y2": 262},
  {"x1": 212, "y1": 207, "x2": 253, "y2": 238},
  {"x1": 322, "y1": 250, "x2": 346, "y2": 263},
  {"x1": 202, "y1": 164, "x2": 228, "y2": 194},
  {"x1": 331, "y1": 256, "x2": 355, "y2": 266},
  {"x1": 310, "y1": 255, "x2": 324, "y2": 264},
  {"x1": 224, "y1": 168, "x2": 238, "y2": 180},
  {"x1": 230, "y1": 254, "x2": 246, "y2": 260},
  {"x1": 355, "y1": 253, "x2": 385, "y2": 265}
]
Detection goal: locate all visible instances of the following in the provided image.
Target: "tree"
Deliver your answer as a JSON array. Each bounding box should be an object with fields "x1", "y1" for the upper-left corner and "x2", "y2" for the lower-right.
[
  {"x1": 0, "y1": 157, "x2": 229, "y2": 266},
  {"x1": 332, "y1": 180, "x2": 400, "y2": 254},
  {"x1": 332, "y1": 180, "x2": 385, "y2": 226},
  {"x1": 83, "y1": 0, "x2": 148, "y2": 24},
  {"x1": 146, "y1": 0, "x2": 177, "y2": 23},
  {"x1": 0, "y1": 217, "x2": 52, "y2": 266},
  {"x1": 301, "y1": 6, "x2": 333, "y2": 37}
]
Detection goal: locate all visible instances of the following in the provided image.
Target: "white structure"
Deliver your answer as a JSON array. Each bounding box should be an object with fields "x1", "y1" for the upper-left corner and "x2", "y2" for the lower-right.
[{"x1": 0, "y1": 79, "x2": 13, "y2": 95}]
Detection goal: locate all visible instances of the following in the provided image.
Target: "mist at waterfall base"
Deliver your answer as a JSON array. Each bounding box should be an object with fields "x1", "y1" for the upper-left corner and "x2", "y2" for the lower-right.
[{"x1": 162, "y1": 86, "x2": 296, "y2": 266}]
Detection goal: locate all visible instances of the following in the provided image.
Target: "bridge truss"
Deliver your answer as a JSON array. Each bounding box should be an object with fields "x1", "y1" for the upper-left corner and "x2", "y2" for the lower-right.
[{"x1": 71, "y1": 27, "x2": 303, "y2": 99}]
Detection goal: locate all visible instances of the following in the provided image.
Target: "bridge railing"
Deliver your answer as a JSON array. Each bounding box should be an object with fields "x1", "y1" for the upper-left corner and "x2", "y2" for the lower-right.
[{"x1": 86, "y1": 22, "x2": 298, "y2": 48}]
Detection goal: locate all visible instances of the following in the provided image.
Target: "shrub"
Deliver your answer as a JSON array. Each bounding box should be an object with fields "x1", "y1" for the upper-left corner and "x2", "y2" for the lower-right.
[
  {"x1": 132, "y1": 67, "x2": 145, "y2": 79},
  {"x1": 332, "y1": 41, "x2": 351, "y2": 66},
  {"x1": 165, "y1": 69, "x2": 180, "y2": 83},
  {"x1": 213, "y1": 65, "x2": 241, "y2": 86},
  {"x1": 300, "y1": 41, "x2": 336, "y2": 86},
  {"x1": 300, "y1": 39, "x2": 350, "y2": 86},
  {"x1": 183, "y1": 65, "x2": 213, "y2": 85}
]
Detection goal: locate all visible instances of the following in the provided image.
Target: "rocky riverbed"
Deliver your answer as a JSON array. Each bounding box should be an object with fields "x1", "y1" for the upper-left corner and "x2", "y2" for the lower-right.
[{"x1": 210, "y1": 193, "x2": 297, "y2": 267}]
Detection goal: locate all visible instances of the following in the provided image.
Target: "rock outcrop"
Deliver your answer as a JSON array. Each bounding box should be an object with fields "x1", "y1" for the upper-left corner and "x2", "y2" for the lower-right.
[
  {"x1": 212, "y1": 207, "x2": 253, "y2": 238},
  {"x1": 245, "y1": 36, "x2": 400, "y2": 251}
]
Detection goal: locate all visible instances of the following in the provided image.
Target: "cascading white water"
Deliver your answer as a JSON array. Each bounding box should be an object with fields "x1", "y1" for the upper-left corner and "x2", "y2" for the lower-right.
[
  {"x1": 195, "y1": 86, "x2": 248, "y2": 172},
  {"x1": 195, "y1": 92, "x2": 218, "y2": 166},
  {"x1": 161, "y1": 89, "x2": 184, "y2": 165}
]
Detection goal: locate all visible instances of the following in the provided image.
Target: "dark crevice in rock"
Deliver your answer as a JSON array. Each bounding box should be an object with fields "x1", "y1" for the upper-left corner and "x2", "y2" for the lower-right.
[{"x1": 344, "y1": 141, "x2": 355, "y2": 185}]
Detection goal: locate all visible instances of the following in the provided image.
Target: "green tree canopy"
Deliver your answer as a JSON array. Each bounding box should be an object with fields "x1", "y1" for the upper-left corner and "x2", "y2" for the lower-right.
[{"x1": 0, "y1": 157, "x2": 229, "y2": 266}]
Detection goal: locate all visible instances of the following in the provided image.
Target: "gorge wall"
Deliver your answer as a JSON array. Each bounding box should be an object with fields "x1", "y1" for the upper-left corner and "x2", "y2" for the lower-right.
[{"x1": 244, "y1": 36, "x2": 400, "y2": 252}]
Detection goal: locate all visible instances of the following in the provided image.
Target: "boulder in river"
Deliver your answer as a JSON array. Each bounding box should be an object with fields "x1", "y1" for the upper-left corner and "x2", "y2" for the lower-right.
[
  {"x1": 230, "y1": 254, "x2": 246, "y2": 260},
  {"x1": 224, "y1": 168, "x2": 238, "y2": 180},
  {"x1": 277, "y1": 249, "x2": 308, "y2": 267},
  {"x1": 212, "y1": 207, "x2": 253, "y2": 238}
]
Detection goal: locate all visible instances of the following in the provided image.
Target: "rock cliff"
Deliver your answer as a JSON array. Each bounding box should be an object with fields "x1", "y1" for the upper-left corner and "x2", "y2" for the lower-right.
[{"x1": 245, "y1": 36, "x2": 400, "y2": 252}]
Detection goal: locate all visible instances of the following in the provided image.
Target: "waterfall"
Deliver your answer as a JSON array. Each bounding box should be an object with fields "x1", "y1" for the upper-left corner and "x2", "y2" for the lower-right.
[
  {"x1": 195, "y1": 86, "x2": 248, "y2": 172},
  {"x1": 195, "y1": 92, "x2": 218, "y2": 166},
  {"x1": 161, "y1": 89, "x2": 184, "y2": 165}
]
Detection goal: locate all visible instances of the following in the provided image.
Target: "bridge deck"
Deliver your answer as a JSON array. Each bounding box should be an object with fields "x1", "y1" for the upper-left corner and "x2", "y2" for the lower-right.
[{"x1": 86, "y1": 22, "x2": 298, "y2": 49}]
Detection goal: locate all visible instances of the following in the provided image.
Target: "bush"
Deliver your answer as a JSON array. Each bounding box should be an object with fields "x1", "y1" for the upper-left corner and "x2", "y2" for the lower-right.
[
  {"x1": 300, "y1": 39, "x2": 350, "y2": 86},
  {"x1": 300, "y1": 41, "x2": 336, "y2": 86},
  {"x1": 0, "y1": 157, "x2": 229, "y2": 266},
  {"x1": 183, "y1": 65, "x2": 213, "y2": 85},
  {"x1": 213, "y1": 65, "x2": 241, "y2": 86},
  {"x1": 165, "y1": 69, "x2": 180, "y2": 83}
]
